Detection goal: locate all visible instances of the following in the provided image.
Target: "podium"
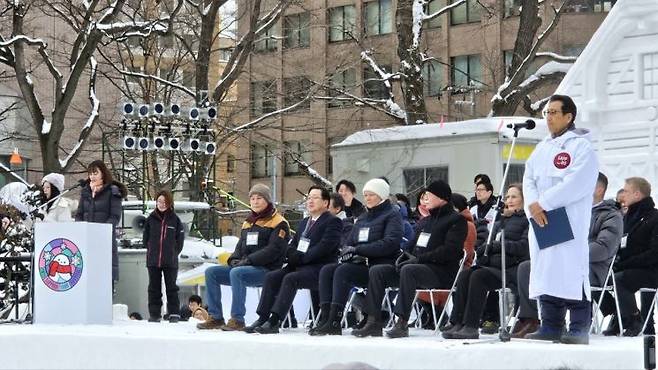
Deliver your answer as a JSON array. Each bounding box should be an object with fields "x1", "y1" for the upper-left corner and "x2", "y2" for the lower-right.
[{"x1": 33, "y1": 222, "x2": 112, "y2": 325}]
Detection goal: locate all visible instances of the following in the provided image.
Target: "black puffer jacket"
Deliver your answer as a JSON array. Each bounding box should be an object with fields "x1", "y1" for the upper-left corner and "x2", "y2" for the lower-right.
[
  {"x1": 345, "y1": 198, "x2": 366, "y2": 220},
  {"x1": 75, "y1": 181, "x2": 126, "y2": 280},
  {"x1": 349, "y1": 200, "x2": 403, "y2": 266},
  {"x1": 409, "y1": 204, "x2": 467, "y2": 278},
  {"x1": 228, "y1": 210, "x2": 290, "y2": 271},
  {"x1": 616, "y1": 196, "x2": 658, "y2": 270},
  {"x1": 477, "y1": 210, "x2": 529, "y2": 269},
  {"x1": 144, "y1": 209, "x2": 185, "y2": 268}
]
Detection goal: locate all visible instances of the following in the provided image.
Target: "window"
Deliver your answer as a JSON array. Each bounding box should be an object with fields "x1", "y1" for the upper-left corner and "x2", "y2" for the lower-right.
[
  {"x1": 181, "y1": 68, "x2": 195, "y2": 88},
  {"x1": 226, "y1": 154, "x2": 235, "y2": 173},
  {"x1": 364, "y1": 0, "x2": 392, "y2": 36},
  {"x1": 250, "y1": 80, "x2": 277, "y2": 116},
  {"x1": 251, "y1": 143, "x2": 273, "y2": 177},
  {"x1": 563, "y1": 45, "x2": 586, "y2": 57},
  {"x1": 642, "y1": 52, "x2": 658, "y2": 100},
  {"x1": 422, "y1": 60, "x2": 443, "y2": 97},
  {"x1": 403, "y1": 167, "x2": 449, "y2": 207},
  {"x1": 284, "y1": 12, "x2": 310, "y2": 49},
  {"x1": 283, "y1": 77, "x2": 311, "y2": 110},
  {"x1": 504, "y1": 0, "x2": 522, "y2": 17},
  {"x1": 424, "y1": 0, "x2": 443, "y2": 29},
  {"x1": 328, "y1": 68, "x2": 357, "y2": 108},
  {"x1": 284, "y1": 141, "x2": 311, "y2": 175},
  {"x1": 363, "y1": 65, "x2": 391, "y2": 100},
  {"x1": 255, "y1": 24, "x2": 278, "y2": 52},
  {"x1": 564, "y1": 0, "x2": 616, "y2": 13},
  {"x1": 219, "y1": 48, "x2": 233, "y2": 62},
  {"x1": 329, "y1": 5, "x2": 356, "y2": 42},
  {"x1": 450, "y1": 0, "x2": 480, "y2": 25},
  {"x1": 451, "y1": 54, "x2": 481, "y2": 87},
  {"x1": 502, "y1": 164, "x2": 525, "y2": 188},
  {"x1": 160, "y1": 34, "x2": 175, "y2": 49}
]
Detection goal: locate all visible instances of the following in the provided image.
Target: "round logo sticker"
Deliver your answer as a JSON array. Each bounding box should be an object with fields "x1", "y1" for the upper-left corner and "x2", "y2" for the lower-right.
[
  {"x1": 38, "y1": 238, "x2": 83, "y2": 292},
  {"x1": 553, "y1": 152, "x2": 571, "y2": 169}
]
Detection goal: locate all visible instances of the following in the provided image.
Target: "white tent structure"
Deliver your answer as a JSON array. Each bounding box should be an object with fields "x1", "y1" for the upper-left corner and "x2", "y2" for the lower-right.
[{"x1": 556, "y1": 0, "x2": 658, "y2": 195}]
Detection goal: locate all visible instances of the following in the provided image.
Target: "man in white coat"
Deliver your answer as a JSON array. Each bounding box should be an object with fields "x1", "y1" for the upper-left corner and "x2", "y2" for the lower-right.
[{"x1": 522, "y1": 94, "x2": 599, "y2": 345}]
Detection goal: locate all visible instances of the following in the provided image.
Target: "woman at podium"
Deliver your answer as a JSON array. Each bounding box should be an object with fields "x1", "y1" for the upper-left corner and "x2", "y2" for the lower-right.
[{"x1": 75, "y1": 160, "x2": 127, "y2": 282}]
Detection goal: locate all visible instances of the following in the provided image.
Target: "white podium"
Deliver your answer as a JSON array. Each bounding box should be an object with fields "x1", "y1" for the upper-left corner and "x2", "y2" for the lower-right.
[{"x1": 33, "y1": 222, "x2": 112, "y2": 325}]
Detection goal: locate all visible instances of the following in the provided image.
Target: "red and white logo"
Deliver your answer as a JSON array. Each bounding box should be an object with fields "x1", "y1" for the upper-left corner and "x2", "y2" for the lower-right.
[{"x1": 553, "y1": 152, "x2": 571, "y2": 169}]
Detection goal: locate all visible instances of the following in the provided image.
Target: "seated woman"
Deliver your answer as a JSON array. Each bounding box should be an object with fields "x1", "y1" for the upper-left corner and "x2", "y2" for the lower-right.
[
  {"x1": 442, "y1": 183, "x2": 529, "y2": 340},
  {"x1": 310, "y1": 178, "x2": 403, "y2": 336}
]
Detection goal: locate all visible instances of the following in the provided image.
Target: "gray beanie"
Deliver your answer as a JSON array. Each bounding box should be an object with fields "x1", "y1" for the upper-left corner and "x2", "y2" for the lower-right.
[{"x1": 249, "y1": 183, "x2": 272, "y2": 204}]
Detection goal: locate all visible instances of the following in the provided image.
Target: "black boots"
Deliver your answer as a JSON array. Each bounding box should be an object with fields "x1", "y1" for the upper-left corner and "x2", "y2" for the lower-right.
[
  {"x1": 351, "y1": 316, "x2": 383, "y2": 338},
  {"x1": 385, "y1": 318, "x2": 409, "y2": 338},
  {"x1": 308, "y1": 303, "x2": 330, "y2": 335},
  {"x1": 602, "y1": 315, "x2": 620, "y2": 336},
  {"x1": 309, "y1": 303, "x2": 342, "y2": 336},
  {"x1": 622, "y1": 312, "x2": 644, "y2": 337},
  {"x1": 244, "y1": 316, "x2": 269, "y2": 334},
  {"x1": 254, "y1": 314, "x2": 281, "y2": 334}
]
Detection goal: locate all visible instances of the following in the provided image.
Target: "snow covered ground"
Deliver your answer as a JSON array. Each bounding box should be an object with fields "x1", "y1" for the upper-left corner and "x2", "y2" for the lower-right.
[{"x1": 0, "y1": 319, "x2": 643, "y2": 369}]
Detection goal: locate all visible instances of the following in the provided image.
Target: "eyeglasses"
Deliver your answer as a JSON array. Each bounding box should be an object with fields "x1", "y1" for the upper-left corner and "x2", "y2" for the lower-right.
[
  {"x1": 306, "y1": 196, "x2": 323, "y2": 201},
  {"x1": 542, "y1": 109, "x2": 563, "y2": 118},
  {"x1": 475, "y1": 188, "x2": 488, "y2": 192}
]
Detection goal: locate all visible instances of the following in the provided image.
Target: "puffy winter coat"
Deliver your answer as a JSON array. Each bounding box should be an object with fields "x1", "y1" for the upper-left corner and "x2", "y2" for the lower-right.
[
  {"x1": 477, "y1": 210, "x2": 529, "y2": 269},
  {"x1": 228, "y1": 210, "x2": 290, "y2": 270},
  {"x1": 349, "y1": 200, "x2": 403, "y2": 266},
  {"x1": 616, "y1": 196, "x2": 658, "y2": 271},
  {"x1": 588, "y1": 199, "x2": 623, "y2": 286},
  {"x1": 143, "y1": 209, "x2": 185, "y2": 268},
  {"x1": 409, "y1": 204, "x2": 467, "y2": 278}
]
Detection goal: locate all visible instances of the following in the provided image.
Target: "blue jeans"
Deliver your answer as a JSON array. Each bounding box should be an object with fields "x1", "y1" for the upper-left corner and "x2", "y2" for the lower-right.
[{"x1": 205, "y1": 265, "x2": 268, "y2": 322}]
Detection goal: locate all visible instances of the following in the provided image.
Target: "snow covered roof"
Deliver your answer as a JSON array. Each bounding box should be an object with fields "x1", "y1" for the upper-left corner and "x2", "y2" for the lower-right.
[{"x1": 333, "y1": 116, "x2": 548, "y2": 148}]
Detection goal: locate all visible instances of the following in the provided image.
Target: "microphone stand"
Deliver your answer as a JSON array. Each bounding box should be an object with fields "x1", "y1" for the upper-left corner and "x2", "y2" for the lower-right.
[{"x1": 482, "y1": 126, "x2": 524, "y2": 342}]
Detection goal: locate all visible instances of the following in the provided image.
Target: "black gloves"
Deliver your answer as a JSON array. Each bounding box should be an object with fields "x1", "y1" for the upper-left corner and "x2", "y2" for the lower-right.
[
  {"x1": 286, "y1": 249, "x2": 304, "y2": 266},
  {"x1": 395, "y1": 251, "x2": 418, "y2": 272},
  {"x1": 230, "y1": 257, "x2": 251, "y2": 267},
  {"x1": 339, "y1": 246, "x2": 357, "y2": 264}
]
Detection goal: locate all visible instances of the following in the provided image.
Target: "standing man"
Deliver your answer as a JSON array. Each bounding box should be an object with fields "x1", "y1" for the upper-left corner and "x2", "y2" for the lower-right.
[
  {"x1": 523, "y1": 94, "x2": 599, "y2": 345},
  {"x1": 336, "y1": 179, "x2": 366, "y2": 219}
]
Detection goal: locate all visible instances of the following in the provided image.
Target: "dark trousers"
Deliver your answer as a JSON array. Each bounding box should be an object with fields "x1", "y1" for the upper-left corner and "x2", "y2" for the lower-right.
[
  {"x1": 256, "y1": 265, "x2": 322, "y2": 318},
  {"x1": 599, "y1": 268, "x2": 658, "y2": 328},
  {"x1": 147, "y1": 266, "x2": 180, "y2": 318},
  {"x1": 540, "y1": 293, "x2": 590, "y2": 332},
  {"x1": 450, "y1": 265, "x2": 518, "y2": 328},
  {"x1": 318, "y1": 263, "x2": 369, "y2": 306},
  {"x1": 516, "y1": 260, "x2": 539, "y2": 319},
  {"x1": 366, "y1": 264, "x2": 451, "y2": 321}
]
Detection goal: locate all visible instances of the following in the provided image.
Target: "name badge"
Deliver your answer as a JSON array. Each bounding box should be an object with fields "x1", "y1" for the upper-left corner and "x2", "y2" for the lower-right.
[
  {"x1": 298, "y1": 238, "x2": 310, "y2": 253},
  {"x1": 246, "y1": 232, "x2": 259, "y2": 246},
  {"x1": 620, "y1": 235, "x2": 628, "y2": 249},
  {"x1": 416, "y1": 232, "x2": 431, "y2": 248},
  {"x1": 358, "y1": 228, "x2": 370, "y2": 243}
]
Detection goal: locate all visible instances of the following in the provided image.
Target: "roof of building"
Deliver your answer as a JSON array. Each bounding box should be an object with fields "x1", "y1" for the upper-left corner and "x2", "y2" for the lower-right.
[{"x1": 333, "y1": 116, "x2": 549, "y2": 148}]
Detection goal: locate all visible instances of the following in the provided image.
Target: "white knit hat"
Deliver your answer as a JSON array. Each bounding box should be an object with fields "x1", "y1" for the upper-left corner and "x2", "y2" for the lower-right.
[
  {"x1": 362, "y1": 178, "x2": 390, "y2": 201},
  {"x1": 42, "y1": 173, "x2": 65, "y2": 192}
]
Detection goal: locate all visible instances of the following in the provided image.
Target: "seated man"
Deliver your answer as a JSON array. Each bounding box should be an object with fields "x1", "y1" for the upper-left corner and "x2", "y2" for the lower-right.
[
  {"x1": 329, "y1": 192, "x2": 355, "y2": 246},
  {"x1": 601, "y1": 177, "x2": 658, "y2": 336},
  {"x1": 246, "y1": 186, "x2": 342, "y2": 334},
  {"x1": 197, "y1": 184, "x2": 290, "y2": 331}
]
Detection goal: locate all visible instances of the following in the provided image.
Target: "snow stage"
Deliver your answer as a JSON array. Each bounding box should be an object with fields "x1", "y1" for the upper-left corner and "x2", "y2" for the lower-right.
[{"x1": 0, "y1": 319, "x2": 644, "y2": 369}]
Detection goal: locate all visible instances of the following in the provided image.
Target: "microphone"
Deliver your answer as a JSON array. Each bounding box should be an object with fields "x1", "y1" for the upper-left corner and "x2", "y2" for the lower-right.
[
  {"x1": 506, "y1": 119, "x2": 536, "y2": 130},
  {"x1": 77, "y1": 178, "x2": 89, "y2": 188}
]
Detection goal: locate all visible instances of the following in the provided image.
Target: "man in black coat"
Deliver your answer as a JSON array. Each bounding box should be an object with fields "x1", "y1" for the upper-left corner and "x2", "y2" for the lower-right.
[
  {"x1": 602, "y1": 177, "x2": 658, "y2": 336},
  {"x1": 247, "y1": 186, "x2": 342, "y2": 334},
  {"x1": 353, "y1": 180, "x2": 467, "y2": 338},
  {"x1": 336, "y1": 179, "x2": 366, "y2": 219}
]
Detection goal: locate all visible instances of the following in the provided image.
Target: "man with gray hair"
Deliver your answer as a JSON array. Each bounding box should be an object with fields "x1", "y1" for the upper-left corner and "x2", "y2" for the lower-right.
[{"x1": 601, "y1": 177, "x2": 658, "y2": 337}]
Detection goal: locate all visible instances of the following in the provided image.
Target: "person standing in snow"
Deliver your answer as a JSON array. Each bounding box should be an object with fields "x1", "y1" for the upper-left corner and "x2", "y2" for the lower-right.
[
  {"x1": 75, "y1": 160, "x2": 127, "y2": 282},
  {"x1": 143, "y1": 190, "x2": 185, "y2": 322},
  {"x1": 36, "y1": 173, "x2": 73, "y2": 222},
  {"x1": 522, "y1": 94, "x2": 599, "y2": 345}
]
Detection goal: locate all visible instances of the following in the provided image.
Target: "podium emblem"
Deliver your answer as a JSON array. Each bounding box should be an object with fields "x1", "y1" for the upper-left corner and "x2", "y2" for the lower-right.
[{"x1": 38, "y1": 238, "x2": 84, "y2": 292}]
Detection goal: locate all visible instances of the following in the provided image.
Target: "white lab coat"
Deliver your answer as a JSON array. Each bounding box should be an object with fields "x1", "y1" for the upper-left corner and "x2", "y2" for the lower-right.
[{"x1": 523, "y1": 129, "x2": 599, "y2": 301}]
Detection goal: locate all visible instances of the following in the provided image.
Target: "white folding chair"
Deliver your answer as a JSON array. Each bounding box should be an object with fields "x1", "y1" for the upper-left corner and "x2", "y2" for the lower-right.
[
  {"x1": 341, "y1": 286, "x2": 398, "y2": 329},
  {"x1": 590, "y1": 259, "x2": 623, "y2": 334},
  {"x1": 411, "y1": 250, "x2": 468, "y2": 334}
]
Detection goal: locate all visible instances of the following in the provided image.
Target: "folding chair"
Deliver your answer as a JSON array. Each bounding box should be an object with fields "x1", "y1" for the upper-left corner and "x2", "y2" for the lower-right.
[
  {"x1": 282, "y1": 289, "x2": 317, "y2": 329},
  {"x1": 590, "y1": 259, "x2": 623, "y2": 334},
  {"x1": 640, "y1": 288, "x2": 658, "y2": 334},
  {"x1": 410, "y1": 250, "x2": 468, "y2": 334},
  {"x1": 341, "y1": 286, "x2": 397, "y2": 329}
]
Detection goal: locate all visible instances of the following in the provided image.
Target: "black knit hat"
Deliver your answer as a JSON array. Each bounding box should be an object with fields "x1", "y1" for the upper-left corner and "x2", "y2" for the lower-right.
[{"x1": 426, "y1": 180, "x2": 452, "y2": 201}]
